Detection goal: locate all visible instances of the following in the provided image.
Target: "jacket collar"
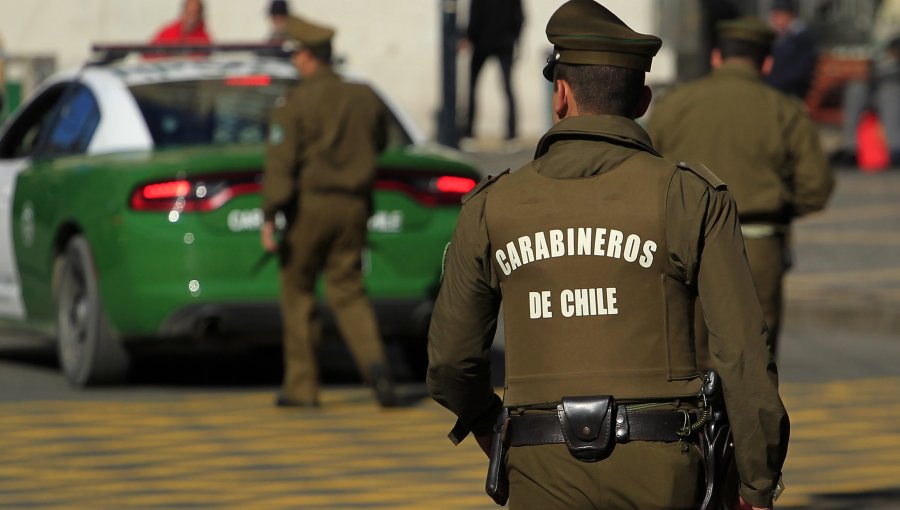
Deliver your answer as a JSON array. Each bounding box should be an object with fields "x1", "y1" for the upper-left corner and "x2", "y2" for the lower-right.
[
  {"x1": 713, "y1": 61, "x2": 764, "y2": 82},
  {"x1": 303, "y1": 65, "x2": 339, "y2": 84},
  {"x1": 534, "y1": 115, "x2": 660, "y2": 159}
]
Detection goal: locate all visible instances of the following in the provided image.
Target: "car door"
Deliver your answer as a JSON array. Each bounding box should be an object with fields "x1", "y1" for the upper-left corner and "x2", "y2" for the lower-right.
[{"x1": 0, "y1": 82, "x2": 68, "y2": 319}]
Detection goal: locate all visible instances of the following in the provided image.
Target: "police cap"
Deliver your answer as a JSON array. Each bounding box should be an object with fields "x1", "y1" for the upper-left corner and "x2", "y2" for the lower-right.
[
  {"x1": 716, "y1": 16, "x2": 776, "y2": 48},
  {"x1": 771, "y1": 0, "x2": 798, "y2": 14},
  {"x1": 543, "y1": 0, "x2": 662, "y2": 82},
  {"x1": 284, "y1": 15, "x2": 334, "y2": 50}
]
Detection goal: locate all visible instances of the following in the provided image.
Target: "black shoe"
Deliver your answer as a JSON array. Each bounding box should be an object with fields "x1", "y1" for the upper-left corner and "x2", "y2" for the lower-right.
[
  {"x1": 369, "y1": 364, "x2": 399, "y2": 408},
  {"x1": 274, "y1": 393, "x2": 320, "y2": 408}
]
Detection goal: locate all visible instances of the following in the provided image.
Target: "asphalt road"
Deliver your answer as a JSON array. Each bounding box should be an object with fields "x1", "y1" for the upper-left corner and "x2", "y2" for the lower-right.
[{"x1": 1, "y1": 151, "x2": 899, "y2": 509}]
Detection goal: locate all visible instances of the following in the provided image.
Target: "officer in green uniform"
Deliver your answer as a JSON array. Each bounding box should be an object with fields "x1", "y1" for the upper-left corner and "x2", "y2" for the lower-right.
[
  {"x1": 648, "y1": 17, "x2": 834, "y2": 355},
  {"x1": 427, "y1": 2, "x2": 789, "y2": 509},
  {"x1": 261, "y1": 15, "x2": 396, "y2": 408}
]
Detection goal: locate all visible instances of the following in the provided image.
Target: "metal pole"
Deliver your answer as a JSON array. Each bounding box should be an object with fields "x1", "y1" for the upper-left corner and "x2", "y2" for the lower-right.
[{"x1": 437, "y1": 0, "x2": 459, "y2": 148}]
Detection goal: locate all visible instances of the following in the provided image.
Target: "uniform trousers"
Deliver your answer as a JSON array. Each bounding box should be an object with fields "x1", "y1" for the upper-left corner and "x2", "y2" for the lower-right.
[
  {"x1": 507, "y1": 441, "x2": 704, "y2": 510},
  {"x1": 742, "y1": 235, "x2": 787, "y2": 355},
  {"x1": 279, "y1": 193, "x2": 387, "y2": 402}
]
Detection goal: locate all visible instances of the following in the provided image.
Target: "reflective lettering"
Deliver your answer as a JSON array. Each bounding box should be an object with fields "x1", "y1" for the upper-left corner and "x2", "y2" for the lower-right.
[
  {"x1": 607, "y1": 229, "x2": 624, "y2": 259},
  {"x1": 495, "y1": 250, "x2": 512, "y2": 276},
  {"x1": 594, "y1": 228, "x2": 607, "y2": 256},
  {"x1": 518, "y1": 236, "x2": 535, "y2": 265},
  {"x1": 640, "y1": 240, "x2": 657, "y2": 268},
  {"x1": 550, "y1": 229, "x2": 565, "y2": 257},
  {"x1": 577, "y1": 228, "x2": 592, "y2": 255},
  {"x1": 623, "y1": 234, "x2": 641, "y2": 262},
  {"x1": 529, "y1": 291, "x2": 553, "y2": 319},
  {"x1": 506, "y1": 241, "x2": 522, "y2": 271},
  {"x1": 534, "y1": 232, "x2": 550, "y2": 261}
]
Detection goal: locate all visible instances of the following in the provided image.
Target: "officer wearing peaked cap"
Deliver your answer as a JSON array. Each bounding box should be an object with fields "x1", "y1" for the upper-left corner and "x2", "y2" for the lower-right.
[
  {"x1": 428, "y1": 2, "x2": 789, "y2": 509},
  {"x1": 261, "y1": 15, "x2": 399, "y2": 408},
  {"x1": 648, "y1": 16, "x2": 833, "y2": 358}
]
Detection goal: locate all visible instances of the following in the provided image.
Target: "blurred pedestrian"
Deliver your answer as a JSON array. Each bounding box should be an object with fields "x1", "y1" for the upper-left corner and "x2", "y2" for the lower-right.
[
  {"x1": 267, "y1": 0, "x2": 291, "y2": 44},
  {"x1": 429, "y1": 2, "x2": 788, "y2": 509},
  {"x1": 461, "y1": 0, "x2": 524, "y2": 143},
  {"x1": 765, "y1": 0, "x2": 818, "y2": 98},
  {"x1": 261, "y1": 16, "x2": 398, "y2": 408},
  {"x1": 830, "y1": 0, "x2": 900, "y2": 168},
  {"x1": 151, "y1": 0, "x2": 212, "y2": 45},
  {"x1": 648, "y1": 16, "x2": 834, "y2": 356}
]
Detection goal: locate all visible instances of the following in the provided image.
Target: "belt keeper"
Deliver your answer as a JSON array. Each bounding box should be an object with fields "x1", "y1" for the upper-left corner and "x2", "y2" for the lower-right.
[{"x1": 614, "y1": 406, "x2": 630, "y2": 442}]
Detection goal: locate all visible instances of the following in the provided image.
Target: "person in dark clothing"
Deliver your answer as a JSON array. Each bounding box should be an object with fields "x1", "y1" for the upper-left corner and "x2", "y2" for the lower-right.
[
  {"x1": 765, "y1": 0, "x2": 818, "y2": 98},
  {"x1": 462, "y1": 0, "x2": 524, "y2": 141}
]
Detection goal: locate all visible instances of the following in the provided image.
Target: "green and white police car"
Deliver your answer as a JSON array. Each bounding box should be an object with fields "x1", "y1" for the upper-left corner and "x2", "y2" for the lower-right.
[{"x1": 0, "y1": 47, "x2": 479, "y2": 386}]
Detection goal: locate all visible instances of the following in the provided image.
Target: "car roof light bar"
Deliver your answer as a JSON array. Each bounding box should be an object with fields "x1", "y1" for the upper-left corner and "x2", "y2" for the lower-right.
[{"x1": 89, "y1": 42, "x2": 292, "y2": 65}]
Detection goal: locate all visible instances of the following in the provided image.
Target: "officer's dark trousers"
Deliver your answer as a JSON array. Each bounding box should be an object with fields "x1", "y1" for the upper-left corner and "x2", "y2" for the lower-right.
[
  {"x1": 466, "y1": 47, "x2": 517, "y2": 140},
  {"x1": 279, "y1": 194, "x2": 387, "y2": 402},
  {"x1": 507, "y1": 442, "x2": 704, "y2": 509}
]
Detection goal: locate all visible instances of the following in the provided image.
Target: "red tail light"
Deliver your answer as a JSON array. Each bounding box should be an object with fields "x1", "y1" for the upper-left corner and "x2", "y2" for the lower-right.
[
  {"x1": 375, "y1": 170, "x2": 477, "y2": 206},
  {"x1": 141, "y1": 180, "x2": 191, "y2": 200},
  {"x1": 225, "y1": 75, "x2": 272, "y2": 87},
  {"x1": 435, "y1": 175, "x2": 477, "y2": 194},
  {"x1": 130, "y1": 172, "x2": 261, "y2": 212}
]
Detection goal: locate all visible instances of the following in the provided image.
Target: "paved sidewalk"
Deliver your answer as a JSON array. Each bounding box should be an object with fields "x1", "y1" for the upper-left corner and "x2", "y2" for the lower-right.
[{"x1": 786, "y1": 168, "x2": 900, "y2": 336}]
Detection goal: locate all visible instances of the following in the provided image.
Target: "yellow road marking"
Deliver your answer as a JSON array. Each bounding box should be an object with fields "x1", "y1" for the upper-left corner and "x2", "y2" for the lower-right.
[{"x1": 1, "y1": 380, "x2": 899, "y2": 508}]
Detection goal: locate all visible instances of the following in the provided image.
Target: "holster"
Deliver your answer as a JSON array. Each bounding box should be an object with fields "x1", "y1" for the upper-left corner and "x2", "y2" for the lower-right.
[
  {"x1": 485, "y1": 408, "x2": 510, "y2": 506},
  {"x1": 698, "y1": 370, "x2": 738, "y2": 510},
  {"x1": 558, "y1": 395, "x2": 616, "y2": 462}
]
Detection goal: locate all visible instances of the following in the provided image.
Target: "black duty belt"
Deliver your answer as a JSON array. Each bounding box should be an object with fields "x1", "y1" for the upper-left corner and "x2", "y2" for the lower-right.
[{"x1": 509, "y1": 407, "x2": 693, "y2": 447}]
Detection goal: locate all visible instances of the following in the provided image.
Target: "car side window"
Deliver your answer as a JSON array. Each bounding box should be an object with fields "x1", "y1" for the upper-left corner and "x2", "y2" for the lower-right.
[
  {"x1": 0, "y1": 84, "x2": 67, "y2": 160},
  {"x1": 41, "y1": 85, "x2": 100, "y2": 156},
  {"x1": 378, "y1": 99, "x2": 414, "y2": 149}
]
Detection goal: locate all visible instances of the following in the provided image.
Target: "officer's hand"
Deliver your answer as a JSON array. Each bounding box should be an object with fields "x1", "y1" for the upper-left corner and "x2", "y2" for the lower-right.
[
  {"x1": 474, "y1": 434, "x2": 492, "y2": 458},
  {"x1": 736, "y1": 496, "x2": 770, "y2": 510},
  {"x1": 261, "y1": 221, "x2": 278, "y2": 253}
]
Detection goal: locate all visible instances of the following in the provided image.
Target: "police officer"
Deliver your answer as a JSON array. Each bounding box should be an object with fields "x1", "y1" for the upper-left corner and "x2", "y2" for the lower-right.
[
  {"x1": 427, "y1": 1, "x2": 789, "y2": 509},
  {"x1": 261, "y1": 15, "x2": 396, "y2": 408},
  {"x1": 647, "y1": 16, "x2": 834, "y2": 355}
]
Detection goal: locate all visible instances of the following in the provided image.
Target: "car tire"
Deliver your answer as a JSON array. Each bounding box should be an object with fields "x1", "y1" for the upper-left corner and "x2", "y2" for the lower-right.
[{"x1": 55, "y1": 236, "x2": 129, "y2": 386}]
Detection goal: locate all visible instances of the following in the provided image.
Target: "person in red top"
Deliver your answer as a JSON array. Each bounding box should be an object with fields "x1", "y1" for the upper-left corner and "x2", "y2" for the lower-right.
[{"x1": 151, "y1": 0, "x2": 211, "y2": 45}]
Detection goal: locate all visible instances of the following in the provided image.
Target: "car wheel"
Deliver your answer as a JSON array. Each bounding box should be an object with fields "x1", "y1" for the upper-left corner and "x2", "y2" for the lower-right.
[{"x1": 55, "y1": 236, "x2": 129, "y2": 386}]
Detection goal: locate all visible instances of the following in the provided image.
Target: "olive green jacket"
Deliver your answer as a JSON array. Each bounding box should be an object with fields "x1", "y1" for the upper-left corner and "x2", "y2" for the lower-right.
[
  {"x1": 647, "y1": 61, "x2": 833, "y2": 223},
  {"x1": 262, "y1": 67, "x2": 388, "y2": 222},
  {"x1": 427, "y1": 115, "x2": 789, "y2": 508}
]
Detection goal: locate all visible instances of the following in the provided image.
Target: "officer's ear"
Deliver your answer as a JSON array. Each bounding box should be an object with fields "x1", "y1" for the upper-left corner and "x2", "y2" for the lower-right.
[
  {"x1": 552, "y1": 78, "x2": 573, "y2": 123},
  {"x1": 632, "y1": 85, "x2": 652, "y2": 119},
  {"x1": 762, "y1": 55, "x2": 774, "y2": 76}
]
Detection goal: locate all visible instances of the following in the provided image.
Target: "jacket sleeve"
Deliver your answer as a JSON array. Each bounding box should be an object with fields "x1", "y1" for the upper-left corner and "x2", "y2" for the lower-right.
[
  {"x1": 427, "y1": 192, "x2": 503, "y2": 445},
  {"x1": 261, "y1": 99, "x2": 301, "y2": 222},
  {"x1": 784, "y1": 105, "x2": 834, "y2": 217},
  {"x1": 669, "y1": 174, "x2": 790, "y2": 508}
]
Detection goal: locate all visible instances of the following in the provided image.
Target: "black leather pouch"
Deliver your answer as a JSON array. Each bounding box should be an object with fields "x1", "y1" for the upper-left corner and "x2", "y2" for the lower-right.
[
  {"x1": 558, "y1": 396, "x2": 616, "y2": 462},
  {"x1": 485, "y1": 408, "x2": 510, "y2": 506}
]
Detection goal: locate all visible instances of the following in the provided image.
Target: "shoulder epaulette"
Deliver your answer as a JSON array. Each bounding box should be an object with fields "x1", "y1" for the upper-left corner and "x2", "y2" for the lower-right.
[
  {"x1": 462, "y1": 169, "x2": 510, "y2": 204},
  {"x1": 676, "y1": 161, "x2": 727, "y2": 190}
]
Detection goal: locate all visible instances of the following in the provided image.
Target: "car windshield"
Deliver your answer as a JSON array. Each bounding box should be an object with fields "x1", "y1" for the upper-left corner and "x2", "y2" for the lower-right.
[{"x1": 129, "y1": 78, "x2": 413, "y2": 150}]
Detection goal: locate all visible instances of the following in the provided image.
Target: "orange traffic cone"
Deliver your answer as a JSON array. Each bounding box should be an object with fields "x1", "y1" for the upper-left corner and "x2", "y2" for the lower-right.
[{"x1": 856, "y1": 110, "x2": 890, "y2": 173}]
